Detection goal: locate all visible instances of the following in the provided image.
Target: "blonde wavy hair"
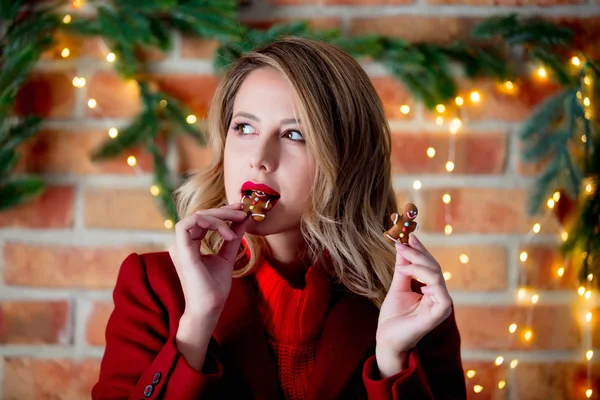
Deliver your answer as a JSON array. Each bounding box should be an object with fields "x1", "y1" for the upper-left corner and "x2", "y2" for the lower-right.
[{"x1": 173, "y1": 36, "x2": 398, "y2": 308}]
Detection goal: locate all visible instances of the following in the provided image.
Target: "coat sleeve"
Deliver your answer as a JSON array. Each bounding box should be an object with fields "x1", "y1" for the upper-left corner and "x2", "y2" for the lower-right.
[
  {"x1": 91, "y1": 253, "x2": 226, "y2": 400},
  {"x1": 361, "y1": 306, "x2": 467, "y2": 399}
]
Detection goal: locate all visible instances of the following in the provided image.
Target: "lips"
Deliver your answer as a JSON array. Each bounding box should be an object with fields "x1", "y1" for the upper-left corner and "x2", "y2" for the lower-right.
[{"x1": 241, "y1": 181, "x2": 280, "y2": 198}]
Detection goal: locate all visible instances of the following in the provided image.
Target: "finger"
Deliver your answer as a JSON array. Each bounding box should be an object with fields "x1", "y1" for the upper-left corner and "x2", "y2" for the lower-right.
[
  {"x1": 194, "y1": 214, "x2": 238, "y2": 241},
  {"x1": 391, "y1": 243, "x2": 412, "y2": 292},
  {"x1": 175, "y1": 214, "x2": 233, "y2": 265},
  {"x1": 195, "y1": 207, "x2": 247, "y2": 223},
  {"x1": 420, "y1": 285, "x2": 453, "y2": 318},
  {"x1": 396, "y1": 241, "x2": 438, "y2": 269},
  {"x1": 408, "y1": 234, "x2": 437, "y2": 264},
  {"x1": 219, "y1": 215, "x2": 251, "y2": 264},
  {"x1": 396, "y1": 264, "x2": 445, "y2": 288}
]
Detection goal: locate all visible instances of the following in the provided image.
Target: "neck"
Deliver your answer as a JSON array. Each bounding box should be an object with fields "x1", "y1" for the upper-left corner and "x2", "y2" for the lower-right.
[{"x1": 263, "y1": 230, "x2": 312, "y2": 288}]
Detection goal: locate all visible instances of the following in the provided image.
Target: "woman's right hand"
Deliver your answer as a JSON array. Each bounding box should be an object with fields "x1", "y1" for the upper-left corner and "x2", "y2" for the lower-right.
[{"x1": 168, "y1": 202, "x2": 250, "y2": 323}]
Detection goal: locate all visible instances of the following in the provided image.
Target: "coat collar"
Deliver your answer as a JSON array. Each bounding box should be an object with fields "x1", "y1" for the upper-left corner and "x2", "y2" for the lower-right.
[{"x1": 212, "y1": 271, "x2": 380, "y2": 400}]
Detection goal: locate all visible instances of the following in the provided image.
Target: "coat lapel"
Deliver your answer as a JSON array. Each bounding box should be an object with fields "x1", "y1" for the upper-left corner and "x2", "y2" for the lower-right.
[
  {"x1": 305, "y1": 286, "x2": 380, "y2": 400},
  {"x1": 213, "y1": 275, "x2": 284, "y2": 399}
]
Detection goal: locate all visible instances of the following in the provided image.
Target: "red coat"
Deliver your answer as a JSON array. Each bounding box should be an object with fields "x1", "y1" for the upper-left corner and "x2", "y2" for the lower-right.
[{"x1": 92, "y1": 251, "x2": 467, "y2": 399}]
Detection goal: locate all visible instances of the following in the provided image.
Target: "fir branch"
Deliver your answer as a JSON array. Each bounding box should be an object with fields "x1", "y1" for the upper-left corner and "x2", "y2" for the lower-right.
[
  {"x1": 147, "y1": 140, "x2": 179, "y2": 223},
  {"x1": 0, "y1": 176, "x2": 45, "y2": 211}
]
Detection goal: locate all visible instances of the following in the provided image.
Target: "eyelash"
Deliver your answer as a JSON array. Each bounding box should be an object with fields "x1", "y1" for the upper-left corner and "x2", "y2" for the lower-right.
[{"x1": 231, "y1": 123, "x2": 305, "y2": 143}]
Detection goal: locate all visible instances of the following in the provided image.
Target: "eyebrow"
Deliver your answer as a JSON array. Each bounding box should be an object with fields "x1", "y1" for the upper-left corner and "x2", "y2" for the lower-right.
[{"x1": 232, "y1": 111, "x2": 300, "y2": 125}]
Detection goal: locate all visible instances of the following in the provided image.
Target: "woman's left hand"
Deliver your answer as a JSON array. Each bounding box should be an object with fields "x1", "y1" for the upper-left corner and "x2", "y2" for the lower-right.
[{"x1": 376, "y1": 234, "x2": 453, "y2": 356}]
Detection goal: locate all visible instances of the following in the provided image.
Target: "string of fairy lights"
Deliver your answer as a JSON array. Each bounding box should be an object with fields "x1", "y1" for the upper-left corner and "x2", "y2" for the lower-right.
[
  {"x1": 403, "y1": 57, "x2": 596, "y2": 397},
  {"x1": 59, "y1": 1, "x2": 596, "y2": 396}
]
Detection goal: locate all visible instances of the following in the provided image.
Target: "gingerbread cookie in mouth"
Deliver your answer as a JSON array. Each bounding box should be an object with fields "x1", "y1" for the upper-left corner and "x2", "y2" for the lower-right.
[
  {"x1": 240, "y1": 190, "x2": 280, "y2": 222},
  {"x1": 384, "y1": 203, "x2": 418, "y2": 245}
]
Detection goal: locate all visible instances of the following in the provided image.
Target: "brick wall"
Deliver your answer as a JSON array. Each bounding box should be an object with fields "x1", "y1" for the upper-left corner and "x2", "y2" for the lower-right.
[{"x1": 1, "y1": 1, "x2": 599, "y2": 398}]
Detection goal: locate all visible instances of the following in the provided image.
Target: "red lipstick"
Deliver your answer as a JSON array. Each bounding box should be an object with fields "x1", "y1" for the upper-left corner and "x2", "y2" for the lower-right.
[{"x1": 241, "y1": 181, "x2": 280, "y2": 197}]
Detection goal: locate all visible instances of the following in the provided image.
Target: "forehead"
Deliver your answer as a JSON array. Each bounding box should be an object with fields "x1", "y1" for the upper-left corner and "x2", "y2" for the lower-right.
[{"x1": 233, "y1": 68, "x2": 299, "y2": 116}]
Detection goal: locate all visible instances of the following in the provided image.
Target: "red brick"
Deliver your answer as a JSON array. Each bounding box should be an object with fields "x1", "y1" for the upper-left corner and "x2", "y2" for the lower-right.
[
  {"x1": 455, "y1": 305, "x2": 580, "y2": 351},
  {"x1": 14, "y1": 71, "x2": 75, "y2": 118},
  {"x1": 461, "y1": 361, "x2": 506, "y2": 400},
  {"x1": 424, "y1": 77, "x2": 559, "y2": 123},
  {"x1": 14, "y1": 129, "x2": 167, "y2": 175},
  {"x1": 3, "y1": 243, "x2": 165, "y2": 288},
  {"x1": 519, "y1": 245, "x2": 579, "y2": 290},
  {"x1": 152, "y1": 74, "x2": 219, "y2": 119},
  {"x1": 177, "y1": 134, "x2": 213, "y2": 174},
  {"x1": 83, "y1": 188, "x2": 167, "y2": 230},
  {"x1": 86, "y1": 302, "x2": 114, "y2": 346},
  {"x1": 371, "y1": 76, "x2": 414, "y2": 120},
  {"x1": 349, "y1": 16, "x2": 479, "y2": 44},
  {"x1": 0, "y1": 301, "x2": 70, "y2": 344},
  {"x1": 0, "y1": 186, "x2": 74, "y2": 229},
  {"x1": 180, "y1": 38, "x2": 221, "y2": 59},
  {"x1": 419, "y1": 188, "x2": 550, "y2": 234},
  {"x1": 242, "y1": 17, "x2": 341, "y2": 31},
  {"x1": 3, "y1": 358, "x2": 100, "y2": 399},
  {"x1": 86, "y1": 72, "x2": 141, "y2": 118},
  {"x1": 429, "y1": 246, "x2": 507, "y2": 291},
  {"x1": 390, "y1": 131, "x2": 506, "y2": 174},
  {"x1": 512, "y1": 362, "x2": 598, "y2": 400}
]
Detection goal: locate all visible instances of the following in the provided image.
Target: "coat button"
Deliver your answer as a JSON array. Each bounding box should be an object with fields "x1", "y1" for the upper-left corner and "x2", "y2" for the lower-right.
[
  {"x1": 152, "y1": 372, "x2": 161, "y2": 384},
  {"x1": 143, "y1": 384, "x2": 153, "y2": 397}
]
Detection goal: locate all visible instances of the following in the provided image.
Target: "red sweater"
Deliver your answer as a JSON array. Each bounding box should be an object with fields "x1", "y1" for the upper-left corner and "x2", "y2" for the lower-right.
[{"x1": 253, "y1": 253, "x2": 332, "y2": 400}]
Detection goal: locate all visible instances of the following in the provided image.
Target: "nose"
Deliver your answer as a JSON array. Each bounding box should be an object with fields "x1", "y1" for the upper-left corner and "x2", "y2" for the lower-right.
[{"x1": 249, "y1": 135, "x2": 278, "y2": 172}]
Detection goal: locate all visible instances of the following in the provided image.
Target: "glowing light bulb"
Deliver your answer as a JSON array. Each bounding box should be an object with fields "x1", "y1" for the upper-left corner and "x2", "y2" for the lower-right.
[
  {"x1": 509, "y1": 323, "x2": 517, "y2": 333},
  {"x1": 63, "y1": 14, "x2": 72, "y2": 24},
  {"x1": 583, "y1": 97, "x2": 591, "y2": 107},
  {"x1": 588, "y1": 273, "x2": 594, "y2": 281},
  {"x1": 159, "y1": 99, "x2": 168, "y2": 108},
  {"x1": 571, "y1": 56, "x2": 581, "y2": 66},
  {"x1": 561, "y1": 231, "x2": 568, "y2": 242},
  {"x1": 520, "y1": 252, "x2": 528, "y2": 262},
  {"x1": 150, "y1": 185, "x2": 160, "y2": 196},
  {"x1": 413, "y1": 180, "x2": 422, "y2": 190},
  {"x1": 186, "y1": 114, "x2": 197, "y2": 124},
  {"x1": 436, "y1": 116, "x2": 444, "y2": 126},
  {"x1": 510, "y1": 359, "x2": 518, "y2": 368},
  {"x1": 444, "y1": 224, "x2": 453, "y2": 235},
  {"x1": 72, "y1": 77, "x2": 86, "y2": 87},
  {"x1": 518, "y1": 288, "x2": 527, "y2": 299},
  {"x1": 449, "y1": 118, "x2": 461, "y2": 134},
  {"x1": 503, "y1": 80, "x2": 515, "y2": 92},
  {"x1": 427, "y1": 147, "x2": 436, "y2": 158},
  {"x1": 531, "y1": 294, "x2": 539, "y2": 304},
  {"x1": 473, "y1": 385, "x2": 483, "y2": 393},
  {"x1": 466, "y1": 369, "x2": 476, "y2": 378},
  {"x1": 164, "y1": 219, "x2": 174, "y2": 229},
  {"x1": 495, "y1": 356, "x2": 504, "y2": 365},
  {"x1": 400, "y1": 105, "x2": 410, "y2": 115},
  {"x1": 436, "y1": 104, "x2": 446, "y2": 113},
  {"x1": 533, "y1": 223, "x2": 541, "y2": 233},
  {"x1": 455, "y1": 96, "x2": 464, "y2": 106},
  {"x1": 586, "y1": 311, "x2": 592, "y2": 322},
  {"x1": 582, "y1": 134, "x2": 588, "y2": 143},
  {"x1": 459, "y1": 254, "x2": 469, "y2": 264},
  {"x1": 547, "y1": 199, "x2": 555, "y2": 208},
  {"x1": 587, "y1": 350, "x2": 593, "y2": 360},
  {"x1": 586, "y1": 184, "x2": 593, "y2": 193},
  {"x1": 586, "y1": 389, "x2": 593, "y2": 398},
  {"x1": 557, "y1": 267, "x2": 565, "y2": 277},
  {"x1": 584, "y1": 76, "x2": 591, "y2": 85},
  {"x1": 553, "y1": 191, "x2": 560, "y2": 202},
  {"x1": 577, "y1": 91, "x2": 583, "y2": 99},
  {"x1": 469, "y1": 91, "x2": 481, "y2": 103},
  {"x1": 524, "y1": 329, "x2": 533, "y2": 341},
  {"x1": 537, "y1": 67, "x2": 547, "y2": 79},
  {"x1": 498, "y1": 381, "x2": 506, "y2": 389},
  {"x1": 106, "y1": 53, "x2": 116, "y2": 62},
  {"x1": 445, "y1": 161, "x2": 455, "y2": 172},
  {"x1": 61, "y1": 48, "x2": 70, "y2": 58},
  {"x1": 108, "y1": 128, "x2": 118, "y2": 138},
  {"x1": 127, "y1": 156, "x2": 137, "y2": 166},
  {"x1": 87, "y1": 99, "x2": 97, "y2": 109},
  {"x1": 579, "y1": 286, "x2": 587, "y2": 296},
  {"x1": 443, "y1": 271, "x2": 452, "y2": 281},
  {"x1": 586, "y1": 290, "x2": 592, "y2": 300},
  {"x1": 442, "y1": 194, "x2": 451, "y2": 204}
]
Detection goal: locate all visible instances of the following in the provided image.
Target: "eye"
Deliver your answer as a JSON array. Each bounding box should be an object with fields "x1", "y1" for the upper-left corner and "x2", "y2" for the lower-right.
[
  {"x1": 285, "y1": 130, "x2": 305, "y2": 142},
  {"x1": 231, "y1": 123, "x2": 255, "y2": 135}
]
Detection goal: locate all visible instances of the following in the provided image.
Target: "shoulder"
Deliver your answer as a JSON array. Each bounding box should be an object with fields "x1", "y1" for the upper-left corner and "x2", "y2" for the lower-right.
[{"x1": 115, "y1": 251, "x2": 185, "y2": 318}]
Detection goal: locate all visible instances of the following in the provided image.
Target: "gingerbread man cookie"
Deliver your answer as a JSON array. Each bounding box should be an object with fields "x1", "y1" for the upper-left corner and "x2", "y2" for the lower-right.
[
  {"x1": 241, "y1": 191, "x2": 274, "y2": 222},
  {"x1": 384, "y1": 203, "x2": 418, "y2": 245}
]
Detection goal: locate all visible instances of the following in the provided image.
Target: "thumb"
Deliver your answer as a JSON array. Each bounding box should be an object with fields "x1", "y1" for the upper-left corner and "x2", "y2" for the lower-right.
[{"x1": 218, "y1": 215, "x2": 251, "y2": 265}]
